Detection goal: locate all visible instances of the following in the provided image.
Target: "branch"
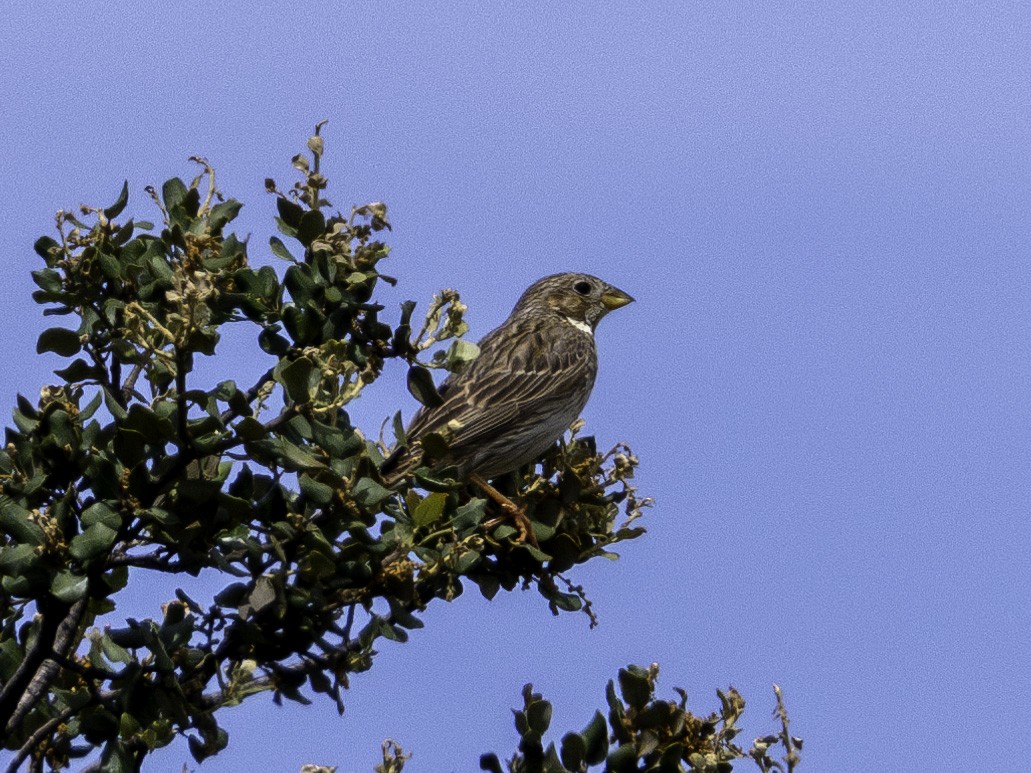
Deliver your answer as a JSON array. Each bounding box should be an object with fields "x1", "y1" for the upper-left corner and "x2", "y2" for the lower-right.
[
  {"x1": 1, "y1": 598, "x2": 87, "y2": 736},
  {"x1": 5, "y1": 703, "x2": 81, "y2": 773}
]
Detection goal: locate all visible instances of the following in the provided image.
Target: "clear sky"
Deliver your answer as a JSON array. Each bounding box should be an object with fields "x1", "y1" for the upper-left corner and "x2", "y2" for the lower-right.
[{"x1": 2, "y1": 3, "x2": 1029, "y2": 771}]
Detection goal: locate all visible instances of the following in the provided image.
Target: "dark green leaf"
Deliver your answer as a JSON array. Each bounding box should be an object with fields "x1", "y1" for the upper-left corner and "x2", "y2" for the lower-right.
[
  {"x1": 31, "y1": 267, "x2": 62, "y2": 293},
  {"x1": 103, "y1": 388, "x2": 128, "y2": 420},
  {"x1": 526, "y1": 699, "x2": 552, "y2": 735},
  {"x1": 36, "y1": 327, "x2": 81, "y2": 356},
  {"x1": 0, "y1": 496, "x2": 46, "y2": 545},
  {"x1": 472, "y1": 573, "x2": 500, "y2": 600},
  {"x1": 214, "y1": 582, "x2": 249, "y2": 607},
  {"x1": 234, "y1": 416, "x2": 266, "y2": 442},
  {"x1": 51, "y1": 571, "x2": 89, "y2": 602},
  {"x1": 162, "y1": 177, "x2": 188, "y2": 211},
  {"x1": 352, "y1": 477, "x2": 393, "y2": 507},
  {"x1": 124, "y1": 404, "x2": 176, "y2": 441},
  {"x1": 82, "y1": 502, "x2": 121, "y2": 530},
  {"x1": 276, "y1": 196, "x2": 304, "y2": 228},
  {"x1": 412, "y1": 492, "x2": 448, "y2": 527},
  {"x1": 560, "y1": 732, "x2": 587, "y2": 770},
  {"x1": 209, "y1": 199, "x2": 243, "y2": 231},
  {"x1": 582, "y1": 711, "x2": 609, "y2": 765},
  {"x1": 275, "y1": 356, "x2": 318, "y2": 403},
  {"x1": 406, "y1": 365, "x2": 442, "y2": 408},
  {"x1": 269, "y1": 236, "x2": 296, "y2": 262},
  {"x1": 297, "y1": 209, "x2": 326, "y2": 246},
  {"x1": 606, "y1": 742, "x2": 638, "y2": 772},
  {"x1": 619, "y1": 667, "x2": 652, "y2": 710},
  {"x1": 249, "y1": 437, "x2": 325, "y2": 471},
  {"x1": 69, "y1": 523, "x2": 118, "y2": 562},
  {"x1": 258, "y1": 327, "x2": 291, "y2": 356},
  {"x1": 451, "y1": 498, "x2": 486, "y2": 531},
  {"x1": 248, "y1": 576, "x2": 277, "y2": 614},
  {"x1": 34, "y1": 235, "x2": 60, "y2": 260},
  {"x1": 299, "y1": 473, "x2": 335, "y2": 505},
  {"x1": 0, "y1": 544, "x2": 40, "y2": 577},
  {"x1": 103, "y1": 180, "x2": 129, "y2": 219},
  {"x1": 54, "y1": 358, "x2": 106, "y2": 382}
]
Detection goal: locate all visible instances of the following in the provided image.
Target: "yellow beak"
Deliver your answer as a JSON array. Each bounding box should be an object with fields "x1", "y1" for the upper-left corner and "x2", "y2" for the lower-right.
[{"x1": 601, "y1": 286, "x2": 635, "y2": 311}]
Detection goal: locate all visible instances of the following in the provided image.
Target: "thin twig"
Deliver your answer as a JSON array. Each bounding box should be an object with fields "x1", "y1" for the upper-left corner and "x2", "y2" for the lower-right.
[{"x1": 5, "y1": 704, "x2": 81, "y2": 773}]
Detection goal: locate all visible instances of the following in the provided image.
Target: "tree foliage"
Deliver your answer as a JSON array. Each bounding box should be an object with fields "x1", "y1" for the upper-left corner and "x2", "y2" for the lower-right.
[
  {"x1": 0, "y1": 125, "x2": 798, "y2": 772},
  {"x1": 480, "y1": 665, "x2": 801, "y2": 773}
]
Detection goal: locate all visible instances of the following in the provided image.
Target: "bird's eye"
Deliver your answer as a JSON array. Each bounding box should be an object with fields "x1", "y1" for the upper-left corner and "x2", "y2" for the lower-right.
[{"x1": 573, "y1": 280, "x2": 592, "y2": 296}]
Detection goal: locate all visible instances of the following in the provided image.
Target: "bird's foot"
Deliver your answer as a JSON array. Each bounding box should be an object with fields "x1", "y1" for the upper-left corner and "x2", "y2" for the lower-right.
[
  {"x1": 483, "y1": 502, "x2": 538, "y2": 547},
  {"x1": 471, "y1": 472, "x2": 539, "y2": 547}
]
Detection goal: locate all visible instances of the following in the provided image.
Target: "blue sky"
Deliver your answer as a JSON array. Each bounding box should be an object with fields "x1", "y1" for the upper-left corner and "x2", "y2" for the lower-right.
[{"x1": 2, "y1": 3, "x2": 1030, "y2": 771}]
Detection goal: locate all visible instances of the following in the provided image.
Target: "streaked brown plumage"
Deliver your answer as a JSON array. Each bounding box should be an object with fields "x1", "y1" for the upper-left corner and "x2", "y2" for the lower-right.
[{"x1": 383, "y1": 272, "x2": 633, "y2": 483}]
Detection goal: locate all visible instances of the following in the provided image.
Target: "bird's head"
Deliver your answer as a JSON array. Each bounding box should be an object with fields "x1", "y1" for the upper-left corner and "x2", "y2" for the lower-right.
[{"x1": 513, "y1": 272, "x2": 634, "y2": 333}]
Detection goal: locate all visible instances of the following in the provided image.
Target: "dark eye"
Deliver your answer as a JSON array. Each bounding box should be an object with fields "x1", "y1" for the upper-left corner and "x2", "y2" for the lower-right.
[{"x1": 573, "y1": 280, "x2": 592, "y2": 296}]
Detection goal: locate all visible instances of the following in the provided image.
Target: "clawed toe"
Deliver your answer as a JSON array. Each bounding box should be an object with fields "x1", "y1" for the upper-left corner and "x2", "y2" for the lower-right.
[{"x1": 472, "y1": 472, "x2": 538, "y2": 547}]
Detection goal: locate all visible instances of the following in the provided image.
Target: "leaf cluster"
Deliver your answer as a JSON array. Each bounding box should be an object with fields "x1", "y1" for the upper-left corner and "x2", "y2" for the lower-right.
[
  {"x1": 479, "y1": 665, "x2": 802, "y2": 773},
  {"x1": 0, "y1": 126, "x2": 649, "y2": 771}
]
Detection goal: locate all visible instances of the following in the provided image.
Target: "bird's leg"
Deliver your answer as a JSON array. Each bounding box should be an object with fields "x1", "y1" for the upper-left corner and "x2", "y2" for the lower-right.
[{"x1": 469, "y1": 472, "x2": 538, "y2": 547}]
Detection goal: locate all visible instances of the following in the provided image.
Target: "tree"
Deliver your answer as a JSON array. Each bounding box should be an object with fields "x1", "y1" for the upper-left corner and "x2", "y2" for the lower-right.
[{"x1": 0, "y1": 125, "x2": 800, "y2": 772}]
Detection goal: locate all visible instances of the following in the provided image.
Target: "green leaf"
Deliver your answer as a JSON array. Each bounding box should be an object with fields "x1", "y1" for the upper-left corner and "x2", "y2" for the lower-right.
[
  {"x1": 352, "y1": 477, "x2": 393, "y2": 507},
  {"x1": 100, "y1": 636, "x2": 132, "y2": 665},
  {"x1": 54, "y1": 358, "x2": 106, "y2": 383},
  {"x1": 445, "y1": 338, "x2": 480, "y2": 372},
  {"x1": 560, "y1": 732, "x2": 587, "y2": 770},
  {"x1": 209, "y1": 199, "x2": 243, "y2": 231},
  {"x1": 248, "y1": 576, "x2": 277, "y2": 614},
  {"x1": 103, "y1": 180, "x2": 129, "y2": 219},
  {"x1": 31, "y1": 267, "x2": 62, "y2": 293},
  {"x1": 413, "y1": 492, "x2": 448, "y2": 527},
  {"x1": 299, "y1": 473, "x2": 335, "y2": 505},
  {"x1": 0, "y1": 496, "x2": 46, "y2": 545},
  {"x1": 234, "y1": 417, "x2": 266, "y2": 442},
  {"x1": 258, "y1": 327, "x2": 291, "y2": 356},
  {"x1": 249, "y1": 437, "x2": 325, "y2": 471},
  {"x1": 310, "y1": 420, "x2": 364, "y2": 458},
  {"x1": 276, "y1": 196, "x2": 304, "y2": 228},
  {"x1": 214, "y1": 582, "x2": 249, "y2": 607},
  {"x1": 34, "y1": 235, "x2": 60, "y2": 260},
  {"x1": 51, "y1": 571, "x2": 89, "y2": 603},
  {"x1": 275, "y1": 356, "x2": 318, "y2": 403},
  {"x1": 606, "y1": 742, "x2": 638, "y2": 772},
  {"x1": 297, "y1": 209, "x2": 327, "y2": 246},
  {"x1": 82, "y1": 502, "x2": 122, "y2": 530},
  {"x1": 526, "y1": 699, "x2": 552, "y2": 735},
  {"x1": 80, "y1": 390, "x2": 103, "y2": 421},
  {"x1": 69, "y1": 523, "x2": 118, "y2": 562},
  {"x1": 36, "y1": 327, "x2": 81, "y2": 356},
  {"x1": 406, "y1": 365, "x2": 442, "y2": 408},
  {"x1": 452, "y1": 498, "x2": 487, "y2": 530},
  {"x1": 472, "y1": 573, "x2": 500, "y2": 600},
  {"x1": 123, "y1": 404, "x2": 176, "y2": 441},
  {"x1": 102, "y1": 388, "x2": 128, "y2": 420},
  {"x1": 282, "y1": 305, "x2": 320, "y2": 345},
  {"x1": 618, "y1": 667, "x2": 652, "y2": 710},
  {"x1": 162, "y1": 177, "x2": 188, "y2": 211},
  {"x1": 0, "y1": 544, "x2": 40, "y2": 577},
  {"x1": 582, "y1": 711, "x2": 609, "y2": 765},
  {"x1": 269, "y1": 236, "x2": 296, "y2": 262}
]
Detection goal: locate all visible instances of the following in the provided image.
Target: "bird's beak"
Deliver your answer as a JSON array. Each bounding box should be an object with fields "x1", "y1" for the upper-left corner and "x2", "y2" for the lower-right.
[{"x1": 601, "y1": 286, "x2": 634, "y2": 311}]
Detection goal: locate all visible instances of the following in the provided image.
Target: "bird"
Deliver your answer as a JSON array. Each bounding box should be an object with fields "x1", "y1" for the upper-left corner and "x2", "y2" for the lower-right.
[{"x1": 381, "y1": 272, "x2": 634, "y2": 543}]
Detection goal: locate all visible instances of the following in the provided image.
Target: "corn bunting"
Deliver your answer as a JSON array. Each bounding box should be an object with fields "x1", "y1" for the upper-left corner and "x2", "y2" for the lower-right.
[{"x1": 382, "y1": 272, "x2": 633, "y2": 539}]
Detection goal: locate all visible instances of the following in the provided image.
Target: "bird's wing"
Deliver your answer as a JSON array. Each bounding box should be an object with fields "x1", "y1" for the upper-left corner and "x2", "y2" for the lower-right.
[{"x1": 407, "y1": 321, "x2": 597, "y2": 452}]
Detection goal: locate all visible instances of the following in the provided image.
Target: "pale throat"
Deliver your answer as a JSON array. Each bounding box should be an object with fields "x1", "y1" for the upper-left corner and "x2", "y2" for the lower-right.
[{"x1": 563, "y1": 316, "x2": 593, "y2": 336}]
